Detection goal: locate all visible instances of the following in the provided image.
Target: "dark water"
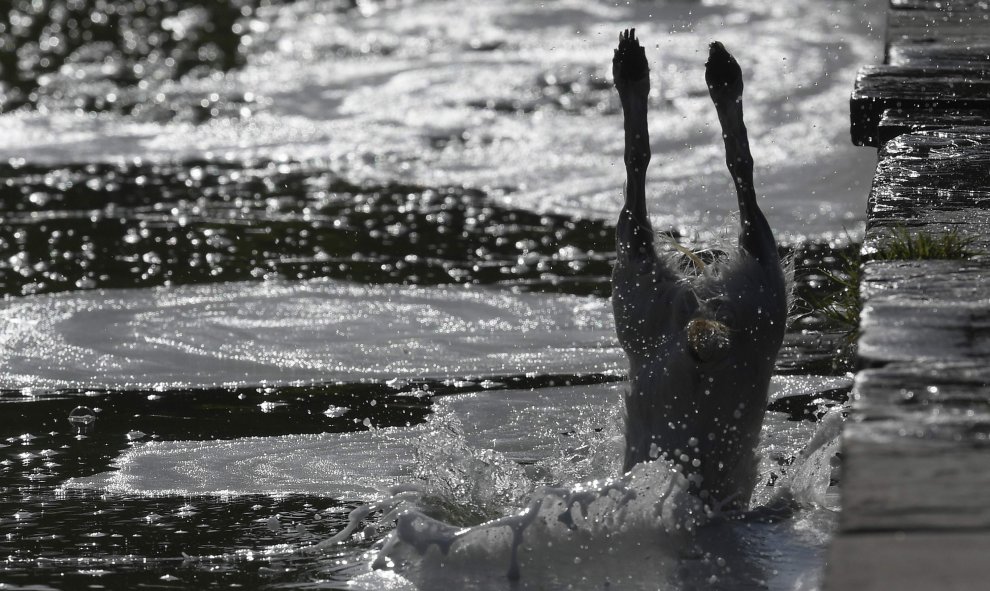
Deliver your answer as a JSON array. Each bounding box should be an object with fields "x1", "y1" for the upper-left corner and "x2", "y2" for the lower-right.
[
  {"x1": 2, "y1": 0, "x2": 267, "y2": 116},
  {"x1": 0, "y1": 159, "x2": 615, "y2": 298},
  {"x1": 0, "y1": 1, "x2": 861, "y2": 588}
]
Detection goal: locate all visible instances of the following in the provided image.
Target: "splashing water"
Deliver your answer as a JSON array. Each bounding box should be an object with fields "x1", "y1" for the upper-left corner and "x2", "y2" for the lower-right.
[
  {"x1": 373, "y1": 461, "x2": 702, "y2": 589},
  {"x1": 50, "y1": 381, "x2": 845, "y2": 588},
  {"x1": 307, "y1": 389, "x2": 844, "y2": 591}
]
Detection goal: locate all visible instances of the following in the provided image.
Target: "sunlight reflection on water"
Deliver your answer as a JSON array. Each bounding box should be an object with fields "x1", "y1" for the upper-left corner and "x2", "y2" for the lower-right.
[{"x1": 0, "y1": 0, "x2": 877, "y2": 588}]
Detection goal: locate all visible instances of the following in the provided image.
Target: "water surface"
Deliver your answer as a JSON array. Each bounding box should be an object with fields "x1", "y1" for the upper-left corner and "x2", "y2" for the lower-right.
[{"x1": 0, "y1": 0, "x2": 875, "y2": 588}]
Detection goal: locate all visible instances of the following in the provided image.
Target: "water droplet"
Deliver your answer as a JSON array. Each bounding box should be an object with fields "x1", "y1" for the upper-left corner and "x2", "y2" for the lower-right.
[
  {"x1": 324, "y1": 405, "x2": 349, "y2": 418},
  {"x1": 386, "y1": 378, "x2": 410, "y2": 390},
  {"x1": 68, "y1": 406, "x2": 96, "y2": 433}
]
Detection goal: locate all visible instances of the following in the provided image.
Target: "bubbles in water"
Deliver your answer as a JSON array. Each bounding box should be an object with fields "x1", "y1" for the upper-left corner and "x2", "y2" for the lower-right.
[{"x1": 67, "y1": 406, "x2": 96, "y2": 434}]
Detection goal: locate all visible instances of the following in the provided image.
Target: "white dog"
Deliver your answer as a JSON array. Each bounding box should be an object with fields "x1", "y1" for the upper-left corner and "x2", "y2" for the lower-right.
[{"x1": 611, "y1": 30, "x2": 788, "y2": 511}]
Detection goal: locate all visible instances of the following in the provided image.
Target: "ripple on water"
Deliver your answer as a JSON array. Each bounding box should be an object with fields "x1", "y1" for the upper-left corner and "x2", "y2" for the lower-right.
[{"x1": 0, "y1": 279, "x2": 620, "y2": 390}]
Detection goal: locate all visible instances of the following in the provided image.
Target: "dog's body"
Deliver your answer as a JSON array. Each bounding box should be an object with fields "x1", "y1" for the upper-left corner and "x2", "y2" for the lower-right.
[{"x1": 611, "y1": 31, "x2": 787, "y2": 510}]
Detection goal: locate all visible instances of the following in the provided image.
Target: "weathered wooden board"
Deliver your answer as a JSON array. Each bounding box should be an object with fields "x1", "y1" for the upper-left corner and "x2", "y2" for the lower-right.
[
  {"x1": 888, "y1": 41, "x2": 990, "y2": 68},
  {"x1": 825, "y1": 531, "x2": 990, "y2": 591},
  {"x1": 851, "y1": 66, "x2": 990, "y2": 146},
  {"x1": 829, "y1": 124, "x2": 990, "y2": 587},
  {"x1": 891, "y1": 0, "x2": 990, "y2": 9},
  {"x1": 877, "y1": 108, "x2": 990, "y2": 145},
  {"x1": 852, "y1": 0, "x2": 990, "y2": 145},
  {"x1": 831, "y1": 6, "x2": 990, "y2": 590},
  {"x1": 860, "y1": 130, "x2": 990, "y2": 359},
  {"x1": 864, "y1": 127, "x2": 990, "y2": 248},
  {"x1": 843, "y1": 328, "x2": 990, "y2": 530},
  {"x1": 842, "y1": 420, "x2": 990, "y2": 532},
  {"x1": 888, "y1": 6, "x2": 990, "y2": 48},
  {"x1": 887, "y1": 0, "x2": 990, "y2": 61},
  {"x1": 858, "y1": 260, "x2": 990, "y2": 364}
]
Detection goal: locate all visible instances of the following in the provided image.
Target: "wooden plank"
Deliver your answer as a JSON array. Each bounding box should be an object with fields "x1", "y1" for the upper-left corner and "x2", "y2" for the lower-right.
[
  {"x1": 887, "y1": 4, "x2": 990, "y2": 49},
  {"x1": 888, "y1": 41, "x2": 990, "y2": 67},
  {"x1": 841, "y1": 361, "x2": 990, "y2": 532},
  {"x1": 850, "y1": 66, "x2": 990, "y2": 146},
  {"x1": 831, "y1": 7, "x2": 990, "y2": 590},
  {"x1": 891, "y1": 0, "x2": 990, "y2": 9},
  {"x1": 858, "y1": 260, "x2": 990, "y2": 363},
  {"x1": 860, "y1": 128, "x2": 990, "y2": 358},
  {"x1": 825, "y1": 531, "x2": 990, "y2": 591},
  {"x1": 842, "y1": 126, "x2": 990, "y2": 537},
  {"x1": 864, "y1": 128, "x2": 990, "y2": 251},
  {"x1": 877, "y1": 108, "x2": 990, "y2": 145},
  {"x1": 852, "y1": 359, "x2": 990, "y2": 410}
]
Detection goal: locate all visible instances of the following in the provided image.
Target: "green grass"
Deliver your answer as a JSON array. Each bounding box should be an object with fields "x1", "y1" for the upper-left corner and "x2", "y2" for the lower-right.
[
  {"x1": 817, "y1": 254, "x2": 862, "y2": 338},
  {"x1": 873, "y1": 226, "x2": 975, "y2": 261},
  {"x1": 810, "y1": 227, "x2": 976, "y2": 369}
]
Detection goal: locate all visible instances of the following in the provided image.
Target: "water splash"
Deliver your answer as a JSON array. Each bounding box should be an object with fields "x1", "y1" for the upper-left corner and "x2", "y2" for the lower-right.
[
  {"x1": 344, "y1": 458, "x2": 702, "y2": 589},
  {"x1": 786, "y1": 408, "x2": 844, "y2": 508},
  {"x1": 323, "y1": 398, "x2": 846, "y2": 591}
]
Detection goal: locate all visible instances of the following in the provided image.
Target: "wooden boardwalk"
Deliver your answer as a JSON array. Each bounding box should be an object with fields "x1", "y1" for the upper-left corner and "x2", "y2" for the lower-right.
[{"x1": 826, "y1": 1, "x2": 990, "y2": 588}]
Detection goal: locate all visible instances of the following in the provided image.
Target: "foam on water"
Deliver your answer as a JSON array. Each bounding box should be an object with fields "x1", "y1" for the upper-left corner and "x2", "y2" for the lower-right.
[
  {"x1": 0, "y1": 279, "x2": 619, "y2": 390},
  {"x1": 0, "y1": 0, "x2": 878, "y2": 243},
  {"x1": 62, "y1": 383, "x2": 624, "y2": 497},
  {"x1": 369, "y1": 459, "x2": 703, "y2": 589}
]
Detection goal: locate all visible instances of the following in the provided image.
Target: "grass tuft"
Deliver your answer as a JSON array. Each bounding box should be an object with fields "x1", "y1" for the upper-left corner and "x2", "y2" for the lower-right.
[
  {"x1": 872, "y1": 226, "x2": 975, "y2": 261},
  {"x1": 807, "y1": 227, "x2": 976, "y2": 370}
]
